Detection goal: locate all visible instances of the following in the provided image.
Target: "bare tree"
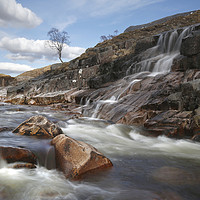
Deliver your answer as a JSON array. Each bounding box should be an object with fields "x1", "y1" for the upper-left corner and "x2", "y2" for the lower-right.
[
  {"x1": 100, "y1": 35, "x2": 108, "y2": 42},
  {"x1": 100, "y1": 29, "x2": 119, "y2": 42},
  {"x1": 114, "y1": 29, "x2": 119, "y2": 36},
  {"x1": 46, "y1": 28, "x2": 70, "y2": 63}
]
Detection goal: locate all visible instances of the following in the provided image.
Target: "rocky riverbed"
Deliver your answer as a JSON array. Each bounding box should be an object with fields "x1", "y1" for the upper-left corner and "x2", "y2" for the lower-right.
[{"x1": 0, "y1": 103, "x2": 200, "y2": 200}]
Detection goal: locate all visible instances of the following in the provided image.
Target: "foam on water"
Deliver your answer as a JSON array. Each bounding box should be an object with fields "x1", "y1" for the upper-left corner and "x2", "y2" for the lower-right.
[
  {"x1": 0, "y1": 104, "x2": 200, "y2": 199},
  {"x1": 60, "y1": 118, "x2": 200, "y2": 160}
]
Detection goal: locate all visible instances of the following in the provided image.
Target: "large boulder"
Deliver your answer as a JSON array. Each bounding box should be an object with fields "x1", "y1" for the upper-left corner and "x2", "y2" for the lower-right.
[
  {"x1": 13, "y1": 115, "x2": 63, "y2": 138},
  {"x1": 0, "y1": 146, "x2": 37, "y2": 164},
  {"x1": 51, "y1": 134, "x2": 113, "y2": 179}
]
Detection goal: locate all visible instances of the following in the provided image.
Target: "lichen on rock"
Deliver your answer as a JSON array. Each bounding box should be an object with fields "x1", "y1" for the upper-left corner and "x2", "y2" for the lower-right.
[{"x1": 13, "y1": 115, "x2": 63, "y2": 138}]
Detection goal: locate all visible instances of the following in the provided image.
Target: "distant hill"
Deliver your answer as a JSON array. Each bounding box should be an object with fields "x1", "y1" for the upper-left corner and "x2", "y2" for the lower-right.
[
  {"x1": 124, "y1": 10, "x2": 196, "y2": 32},
  {"x1": 16, "y1": 65, "x2": 52, "y2": 81},
  {"x1": 0, "y1": 73, "x2": 11, "y2": 77}
]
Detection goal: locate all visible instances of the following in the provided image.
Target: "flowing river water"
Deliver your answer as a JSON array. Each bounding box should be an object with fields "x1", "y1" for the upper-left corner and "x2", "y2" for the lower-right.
[
  {"x1": 0, "y1": 103, "x2": 200, "y2": 200},
  {"x1": 1, "y1": 25, "x2": 200, "y2": 200}
]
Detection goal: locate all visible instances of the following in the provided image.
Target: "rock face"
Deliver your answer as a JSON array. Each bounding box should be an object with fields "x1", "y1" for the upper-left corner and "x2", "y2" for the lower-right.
[
  {"x1": 0, "y1": 74, "x2": 15, "y2": 87},
  {"x1": 80, "y1": 71, "x2": 200, "y2": 139},
  {"x1": 13, "y1": 115, "x2": 63, "y2": 138},
  {"x1": 51, "y1": 134, "x2": 113, "y2": 179},
  {"x1": 0, "y1": 146, "x2": 37, "y2": 164}
]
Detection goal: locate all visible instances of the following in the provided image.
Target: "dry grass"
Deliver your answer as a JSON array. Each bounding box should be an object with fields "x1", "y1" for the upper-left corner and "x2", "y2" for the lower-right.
[{"x1": 0, "y1": 74, "x2": 11, "y2": 77}]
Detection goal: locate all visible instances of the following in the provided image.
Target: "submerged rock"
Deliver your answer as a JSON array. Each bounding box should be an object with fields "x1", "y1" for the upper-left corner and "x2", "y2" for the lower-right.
[
  {"x1": 0, "y1": 146, "x2": 37, "y2": 164},
  {"x1": 13, "y1": 115, "x2": 63, "y2": 138},
  {"x1": 0, "y1": 127, "x2": 13, "y2": 132},
  {"x1": 152, "y1": 166, "x2": 200, "y2": 185},
  {"x1": 51, "y1": 134, "x2": 113, "y2": 179},
  {"x1": 192, "y1": 133, "x2": 200, "y2": 142}
]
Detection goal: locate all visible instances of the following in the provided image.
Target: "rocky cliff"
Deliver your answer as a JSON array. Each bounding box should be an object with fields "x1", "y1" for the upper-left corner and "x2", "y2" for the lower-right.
[
  {"x1": 0, "y1": 74, "x2": 15, "y2": 87},
  {"x1": 3, "y1": 10, "x2": 200, "y2": 140}
]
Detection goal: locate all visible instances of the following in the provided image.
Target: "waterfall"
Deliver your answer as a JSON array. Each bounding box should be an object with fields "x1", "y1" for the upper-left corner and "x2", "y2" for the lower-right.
[
  {"x1": 129, "y1": 25, "x2": 194, "y2": 74},
  {"x1": 83, "y1": 25, "x2": 195, "y2": 118}
]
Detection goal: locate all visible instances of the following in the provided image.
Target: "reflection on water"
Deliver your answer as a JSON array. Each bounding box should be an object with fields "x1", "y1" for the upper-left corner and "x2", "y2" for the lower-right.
[{"x1": 0, "y1": 103, "x2": 200, "y2": 200}]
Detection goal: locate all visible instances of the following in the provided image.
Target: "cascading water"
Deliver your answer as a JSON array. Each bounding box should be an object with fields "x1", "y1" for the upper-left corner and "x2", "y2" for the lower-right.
[
  {"x1": 128, "y1": 25, "x2": 194, "y2": 74},
  {"x1": 83, "y1": 25, "x2": 195, "y2": 118}
]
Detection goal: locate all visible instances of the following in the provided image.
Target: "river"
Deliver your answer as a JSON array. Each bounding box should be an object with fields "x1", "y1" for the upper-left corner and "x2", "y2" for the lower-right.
[
  {"x1": 1, "y1": 24, "x2": 200, "y2": 200},
  {"x1": 0, "y1": 102, "x2": 200, "y2": 200}
]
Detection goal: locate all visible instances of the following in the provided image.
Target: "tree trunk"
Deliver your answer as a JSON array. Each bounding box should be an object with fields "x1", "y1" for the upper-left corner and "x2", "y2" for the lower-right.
[{"x1": 58, "y1": 51, "x2": 63, "y2": 63}]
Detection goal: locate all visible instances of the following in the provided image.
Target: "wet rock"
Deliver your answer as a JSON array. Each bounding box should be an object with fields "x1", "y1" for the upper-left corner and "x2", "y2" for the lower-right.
[
  {"x1": 0, "y1": 127, "x2": 13, "y2": 132},
  {"x1": 4, "y1": 96, "x2": 27, "y2": 105},
  {"x1": 181, "y1": 31, "x2": 200, "y2": 56},
  {"x1": 192, "y1": 133, "x2": 200, "y2": 142},
  {"x1": 83, "y1": 70, "x2": 200, "y2": 139},
  {"x1": 51, "y1": 134, "x2": 113, "y2": 179},
  {"x1": 12, "y1": 163, "x2": 37, "y2": 169},
  {"x1": 0, "y1": 146, "x2": 37, "y2": 164},
  {"x1": 158, "y1": 191, "x2": 183, "y2": 200},
  {"x1": 144, "y1": 111, "x2": 194, "y2": 138},
  {"x1": 27, "y1": 99, "x2": 36, "y2": 105},
  {"x1": 13, "y1": 115, "x2": 63, "y2": 138},
  {"x1": 181, "y1": 79, "x2": 200, "y2": 111},
  {"x1": 152, "y1": 166, "x2": 200, "y2": 185}
]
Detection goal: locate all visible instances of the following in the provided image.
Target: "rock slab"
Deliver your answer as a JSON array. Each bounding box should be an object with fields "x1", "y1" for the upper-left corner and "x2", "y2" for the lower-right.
[
  {"x1": 0, "y1": 146, "x2": 37, "y2": 164},
  {"x1": 51, "y1": 134, "x2": 113, "y2": 179},
  {"x1": 13, "y1": 115, "x2": 63, "y2": 138}
]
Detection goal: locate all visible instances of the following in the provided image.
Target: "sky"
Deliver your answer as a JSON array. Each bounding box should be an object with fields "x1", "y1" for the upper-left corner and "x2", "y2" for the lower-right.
[{"x1": 0, "y1": 0, "x2": 199, "y2": 77}]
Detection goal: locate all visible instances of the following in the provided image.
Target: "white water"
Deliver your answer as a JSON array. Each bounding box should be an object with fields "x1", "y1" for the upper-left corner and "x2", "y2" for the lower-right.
[
  {"x1": 61, "y1": 118, "x2": 200, "y2": 160},
  {"x1": 83, "y1": 25, "x2": 195, "y2": 118},
  {"x1": 1, "y1": 25, "x2": 200, "y2": 200},
  {"x1": 128, "y1": 25, "x2": 194, "y2": 74},
  {"x1": 0, "y1": 104, "x2": 200, "y2": 200}
]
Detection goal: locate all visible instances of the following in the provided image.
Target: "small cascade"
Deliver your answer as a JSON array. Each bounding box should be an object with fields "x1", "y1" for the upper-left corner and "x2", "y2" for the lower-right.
[
  {"x1": 82, "y1": 24, "x2": 195, "y2": 118},
  {"x1": 128, "y1": 25, "x2": 194, "y2": 74},
  {"x1": 28, "y1": 140, "x2": 56, "y2": 170},
  {"x1": 116, "y1": 79, "x2": 141, "y2": 100}
]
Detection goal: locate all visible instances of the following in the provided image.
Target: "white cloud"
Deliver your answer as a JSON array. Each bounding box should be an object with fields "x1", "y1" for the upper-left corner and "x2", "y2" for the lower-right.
[
  {"x1": 0, "y1": 0, "x2": 42, "y2": 28},
  {"x1": 0, "y1": 62, "x2": 34, "y2": 75},
  {"x1": 55, "y1": 16, "x2": 77, "y2": 31},
  {"x1": 69, "y1": 0, "x2": 163, "y2": 17},
  {"x1": 0, "y1": 37, "x2": 86, "y2": 62},
  {"x1": 92, "y1": 0, "x2": 163, "y2": 16}
]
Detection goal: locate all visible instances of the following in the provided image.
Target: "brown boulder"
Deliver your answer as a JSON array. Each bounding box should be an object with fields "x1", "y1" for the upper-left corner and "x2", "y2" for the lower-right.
[
  {"x1": 51, "y1": 134, "x2": 113, "y2": 179},
  {"x1": 13, "y1": 115, "x2": 63, "y2": 138},
  {"x1": 0, "y1": 146, "x2": 37, "y2": 164}
]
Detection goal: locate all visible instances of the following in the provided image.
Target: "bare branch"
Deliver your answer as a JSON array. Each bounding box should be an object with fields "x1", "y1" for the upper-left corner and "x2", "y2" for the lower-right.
[{"x1": 45, "y1": 28, "x2": 70, "y2": 63}]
